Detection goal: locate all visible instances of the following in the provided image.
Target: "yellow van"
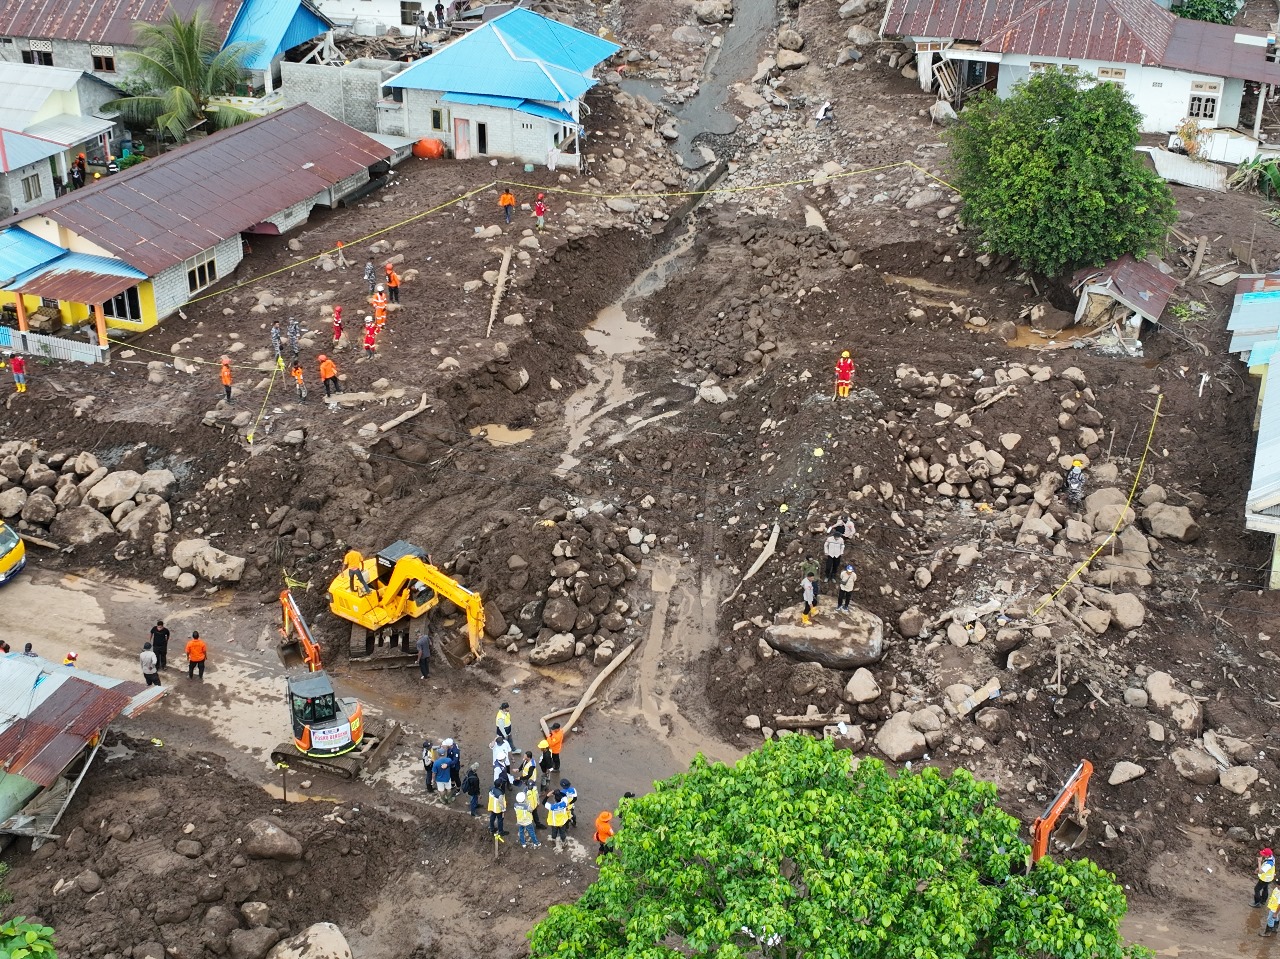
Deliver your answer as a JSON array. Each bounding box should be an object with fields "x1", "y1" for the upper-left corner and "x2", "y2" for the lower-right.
[{"x1": 0, "y1": 520, "x2": 25, "y2": 584}]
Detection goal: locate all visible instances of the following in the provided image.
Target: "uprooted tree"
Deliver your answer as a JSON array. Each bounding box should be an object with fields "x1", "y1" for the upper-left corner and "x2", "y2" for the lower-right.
[
  {"x1": 948, "y1": 69, "x2": 1176, "y2": 279},
  {"x1": 530, "y1": 736, "x2": 1149, "y2": 959}
]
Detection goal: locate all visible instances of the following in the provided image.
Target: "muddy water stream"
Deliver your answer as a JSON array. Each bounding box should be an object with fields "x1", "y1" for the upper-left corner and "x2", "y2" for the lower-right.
[{"x1": 620, "y1": 0, "x2": 777, "y2": 167}]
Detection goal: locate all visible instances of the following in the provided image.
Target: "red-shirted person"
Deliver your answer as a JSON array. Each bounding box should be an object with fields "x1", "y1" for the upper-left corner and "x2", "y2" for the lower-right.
[
  {"x1": 835, "y1": 350, "x2": 854, "y2": 399},
  {"x1": 8, "y1": 353, "x2": 27, "y2": 393}
]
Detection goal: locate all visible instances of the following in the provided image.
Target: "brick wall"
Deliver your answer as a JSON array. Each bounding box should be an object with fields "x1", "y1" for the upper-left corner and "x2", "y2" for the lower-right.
[
  {"x1": 0, "y1": 161, "x2": 55, "y2": 215},
  {"x1": 281, "y1": 60, "x2": 396, "y2": 133},
  {"x1": 151, "y1": 235, "x2": 244, "y2": 321}
]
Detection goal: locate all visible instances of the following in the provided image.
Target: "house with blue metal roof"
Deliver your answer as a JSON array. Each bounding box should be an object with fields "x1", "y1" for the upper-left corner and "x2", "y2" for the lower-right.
[
  {"x1": 382, "y1": 9, "x2": 619, "y2": 167},
  {"x1": 218, "y1": 0, "x2": 333, "y2": 105}
]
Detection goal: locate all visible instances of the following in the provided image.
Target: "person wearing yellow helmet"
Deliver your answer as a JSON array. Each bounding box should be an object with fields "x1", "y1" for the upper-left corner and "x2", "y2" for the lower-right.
[
  {"x1": 1065, "y1": 458, "x2": 1086, "y2": 511},
  {"x1": 835, "y1": 350, "x2": 855, "y2": 398}
]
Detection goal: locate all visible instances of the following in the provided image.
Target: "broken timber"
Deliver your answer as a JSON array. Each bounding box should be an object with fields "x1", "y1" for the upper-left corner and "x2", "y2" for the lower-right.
[{"x1": 486, "y1": 247, "x2": 514, "y2": 337}]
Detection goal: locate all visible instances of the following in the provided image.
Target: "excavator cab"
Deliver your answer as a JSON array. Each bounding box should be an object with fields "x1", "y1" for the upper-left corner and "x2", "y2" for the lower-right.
[
  {"x1": 328, "y1": 540, "x2": 485, "y2": 664},
  {"x1": 286, "y1": 671, "x2": 364, "y2": 757}
]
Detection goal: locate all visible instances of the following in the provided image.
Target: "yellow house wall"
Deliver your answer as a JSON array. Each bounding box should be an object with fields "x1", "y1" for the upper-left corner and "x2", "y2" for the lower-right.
[
  {"x1": 0, "y1": 282, "x2": 161, "y2": 333},
  {"x1": 16, "y1": 217, "x2": 117, "y2": 257}
]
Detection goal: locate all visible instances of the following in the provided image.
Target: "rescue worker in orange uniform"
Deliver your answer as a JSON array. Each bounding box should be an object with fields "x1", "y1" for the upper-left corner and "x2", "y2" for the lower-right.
[
  {"x1": 345, "y1": 549, "x2": 371, "y2": 594},
  {"x1": 384, "y1": 264, "x2": 401, "y2": 304},
  {"x1": 219, "y1": 357, "x2": 233, "y2": 403},
  {"x1": 318, "y1": 354, "x2": 342, "y2": 397},
  {"x1": 372, "y1": 283, "x2": 389, "y2": 324},
  {"x1": 546, "y1": 722, "x2": 564, "y2": 773},
  {"x1": 835, "y1": 350, "x2": 854, "y2": 399},
  {"x1": 594, "y1": 810, "x2": 615, "y2": 855},
  {"x1": 290, "y1": 361, "x2": 306, "y2": 401}
]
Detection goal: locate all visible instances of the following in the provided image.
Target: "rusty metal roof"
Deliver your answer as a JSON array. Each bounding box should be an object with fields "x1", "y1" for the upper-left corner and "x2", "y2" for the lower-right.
[
  {"x1": 0, "y1": 657, "x2": 155, "y2": 788},
  {"x1": 11, "y1": 104, "x2": 391, "y2": 276},
  {"x1": 884, "y1": 0, "x2": 1280, "y2": 80},
  {"x1": 8, "y1": 252, "x2": 146, "y2": 303},
  {"x1": 980, "y1": 0, "x2": 1173, "y2": 61},
  {"x1": 0, "y1": 0, "x2": 241, "y2": 46},
  {"x1": 1073, "y1": 254, "x2": 1177, "y2": 321},
  {"x1": 1164, "y1": 19, "x2": 1280, "y2": 86}
]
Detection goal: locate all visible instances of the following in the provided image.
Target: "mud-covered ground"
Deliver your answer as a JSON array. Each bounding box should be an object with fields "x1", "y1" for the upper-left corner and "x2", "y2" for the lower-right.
[{"x1": 4, "y1": 0, "x2": 1280, "y2": 953}]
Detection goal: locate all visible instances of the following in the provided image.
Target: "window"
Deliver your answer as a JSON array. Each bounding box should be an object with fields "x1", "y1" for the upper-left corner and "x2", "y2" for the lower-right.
[
  {"x1": 1188, "y1": 94, "x2": 1218, "y2": 119},
  {"x1": 1097, "y1": 67, "x2": 1126, "y2": 80},
  {"x1": 1030, "y1": 61, "x2": 1077, "y2": 74},
  {"x1": 400, "y1": 0, "x2": 422, "y2": 25},
  {"x1": 521, "y1": 121, "x2": 533, "y2": 130},
  {"x1": 91, "y1": 44, "x2": 115, "y2": 72},
  {"x1": 1152, "y1": 81, "x2": 1163, "y2": 88},
  {"x1": 22, "y1": 49, "x2": 53, "y2": 66},
  {"x1": 431, "y1": 108, "x2": 443, "y2": 130},
  {"x1": 102, "y1": 285, "x2": 143, "y2": 323},
  {"x1": 20, "y1": 173, "x2": 41, "y2": 203},
  {"x1": 185, "y1": 250, "x2": 218, "y2": 293}
]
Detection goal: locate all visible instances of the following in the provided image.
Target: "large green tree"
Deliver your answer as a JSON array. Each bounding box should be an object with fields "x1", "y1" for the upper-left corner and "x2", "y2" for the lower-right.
[
  {"x1": 105, "y1": 11, "x2": 263, "y2": 142},
  {"x1": 531, "y1": 737, "x2": 1148, "y2": 959},
  {"x1": 948, "y1": 70, "x2": 1175, "y2": 278}
]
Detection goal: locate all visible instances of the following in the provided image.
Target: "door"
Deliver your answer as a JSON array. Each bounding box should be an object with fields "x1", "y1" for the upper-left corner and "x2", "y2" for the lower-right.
[
  {"x1": 453, "y1": 118, "x2": 471, "y2": 159},
  {"x1": 477, "y1": 122, "x2": 488, "y2": 155}
]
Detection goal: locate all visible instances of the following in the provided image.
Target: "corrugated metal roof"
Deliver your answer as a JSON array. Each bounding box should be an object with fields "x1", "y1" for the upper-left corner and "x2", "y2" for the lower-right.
[
  {"x1": 5, "y1": 104, "x2": 391, "y2": 276},
  {"x1": 884, "y1": 0, "x2": 1280, "y2": 81},
  {"x1": 225, "y1": 0, "x2": 332, "y2": 72},
  {"x1": 0, "y1": 63, "x2": 91, "y2": 130},
  {"x1": 387, "y1": 8, "x2": 618, "y2": 103},
  {"x1": 441, "y1": 92, "x2": 575, "y2": 124},
  {"x1": 0, "y1": 129, "x2": 63, "y2": 172},
  {"x1": 23, "y1": 113, "x2": 115, "y2": 148},
  {"x1": 1136, "y1": 146, "x2": 1229, "y2": 192},
  {"x1": 1072, "y1": 253, "x2": 1176, "y2": 321},
  {"x1": 6, "y1": 251, "x2": 146, "y2": 303},
  {"x1": 0, "y1": 0, "x2": 241, "y2": 46},
  {"x1": 0, "y1": 656, "x2": 155, "y2": 788},
  {"x1": 1247, "y1": 361, "x2": 1280, "y2": 522},
  {"x1": 0, "y1": 227, "x2": 66, "y2": 283},
  {"x1": 1165, "y1": 19, "x2": 1280, "y2": 86}
]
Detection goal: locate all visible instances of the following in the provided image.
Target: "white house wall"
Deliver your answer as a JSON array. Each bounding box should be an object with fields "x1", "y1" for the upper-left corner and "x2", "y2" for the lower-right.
[
  {"x1": 401, "y1": 88, "x2": 563, "y2": 164},
  {"x1": 151, "y1": 235, "x2": 244, "y2": 321},
  {"x1": 311, "y1": 0, "x2": 416, "y2": 36},
  {"x1": 994, "y1": 55, "x2": 1238, "y2": 132}
]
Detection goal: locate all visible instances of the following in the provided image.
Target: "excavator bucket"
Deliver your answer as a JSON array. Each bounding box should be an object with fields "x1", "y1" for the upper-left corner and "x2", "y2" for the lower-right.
[{"x1": 1049, "y1": 817, "x2": 1088, "y2": 852}]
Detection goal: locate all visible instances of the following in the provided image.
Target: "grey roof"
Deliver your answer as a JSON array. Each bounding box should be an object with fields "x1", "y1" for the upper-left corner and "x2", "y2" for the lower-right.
[
  {"x1": 0, "y1": 63, "x2": 117, "y2": 131},
  {"x1": 22, "y1": 113, "x2": 115, "y2": 148}
]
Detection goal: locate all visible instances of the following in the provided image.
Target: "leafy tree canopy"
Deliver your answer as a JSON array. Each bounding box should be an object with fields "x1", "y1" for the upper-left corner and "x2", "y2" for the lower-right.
[
  {"x1": 0, "y1": 916, "x2": 57, "y2": 959},
  {"x1": 530, "y1": 736, "x2": 1149, "y2": 959},
  {"x1": 104, "y1": 11, "x2": 263, "y2": 142},
  {"x1": 1175, "y1": 0, "x2": 1238, "y2": 24},
  {"x1": 947, "y1": 69, "x2": 1176, "y2": 278}
]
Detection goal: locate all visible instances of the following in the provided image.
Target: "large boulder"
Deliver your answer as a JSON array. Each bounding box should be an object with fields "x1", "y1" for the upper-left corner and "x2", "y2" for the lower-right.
[
  {"x1": 20, "y1": 493, "x2": 56, "y2": 525},
  {"x1": 266, "y1": 923, "x2": 353, "y2": 959},
  {"x1": 0, "y1": 486, "x2": 27, "y2": 518},
  {"x1": 844, "y1": 667, "x2": 881, "y2": 703},
  {"x1": 764, "y1": 604, "x2": 884, "y2": 669},
  {"x1": 874, "y1": 711, "x2": 926, "y2": 762},
  {"x1": 1144, "y1": 671, "x2": 1200, "y2": 732},
  {"x1": 529, "y1": 632, "x2": 575, "y2": 666},
  {"x1": 172, "y1": 538, "x2": 245, "y2": 583},
  {"x1": 1170, "y1": 747, "x2": 1219, "y2": 786},
  {"x1": 1143, "y1": 502, "x2": 1200, "y2": 542},
  {"x1": 84, "y1": 470, "x2": 143, "y2": 510},
  {"x1": 50, "y1": 506, "x2": 115, "y2": 545},
  {"x1": 229, "y1": 927, "x2": 281, "y2": 959},
  {"x1": 541, "y1": 596, "x2": 579, "y2": 632},
  {"x1": 117, "y1": 500, "x2": 173, "y2": 543},
  {"x1": 23, "y1": 462, "x2": 57, "y2": 490},
  {"x1": 1087, "y1": 591, "x2": 1145, "y2": 630},
  {"x1": 243, "y1": 819, "x2": 302, "y2": 861},
  {"x1": 693, "y1": 0, "x2": 731, "y2": 21},
  {"x1": 138, "y1": 468, "x2": 178, "y2": 500},
  {"x1": 776, "y1": 49, "x2": 810, "y2": 70},
  {"x1": 777, "y1": 27, "x2": 804, "y2": 50}
]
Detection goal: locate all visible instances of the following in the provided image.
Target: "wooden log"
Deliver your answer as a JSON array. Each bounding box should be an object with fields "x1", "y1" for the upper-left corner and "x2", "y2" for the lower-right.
[
  {"x1": 378, "y1": 392, "x2": 429, "y2": 432},
  {"x1": 774, "y1": 711, "x2": 853, "y2": 729}
]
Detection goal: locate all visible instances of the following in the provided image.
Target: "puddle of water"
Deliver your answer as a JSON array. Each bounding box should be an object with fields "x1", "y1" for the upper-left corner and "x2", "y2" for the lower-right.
[
  {"x1": 583, "y1": 304, "x2": 654, "y2": 356},
  {"x1": 468, "y1": 423, "x2": 534, "y2": 445},
  {"x1": 1003, "y1": 324, "x2": 1092, "y2": 349},
  {"x1": 883, "y1": 273, "x2": 972, "y2": 299},
  {"x1": 557, "y1": 357, "x2": 629, "y2": 474}
]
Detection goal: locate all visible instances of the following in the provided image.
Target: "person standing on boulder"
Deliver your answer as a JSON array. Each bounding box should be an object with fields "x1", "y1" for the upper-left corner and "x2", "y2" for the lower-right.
[
  {"x1": 140, "y1": 642, "x2": 160, "y2": 686},
  {"x1": 837, "y1": 564, "x2": 856, "y2": 612},
  {"x1": 822, "y1": 531, "x2": 845, "y2": 582},
  {"x1": 801, "y1": 573, "x2": 818, "y2": 626},
  {"x1": 185, "y1": 630, "x2": 207, "y2": 680},
  {"x1": 149, "y1": 619, "x2": 170, "y2": 670}
]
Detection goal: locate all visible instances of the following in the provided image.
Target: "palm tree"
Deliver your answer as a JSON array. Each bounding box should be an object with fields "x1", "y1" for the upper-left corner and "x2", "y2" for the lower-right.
[{"x1": 105, "y1": 11, "x2": 264, "y2": 142}]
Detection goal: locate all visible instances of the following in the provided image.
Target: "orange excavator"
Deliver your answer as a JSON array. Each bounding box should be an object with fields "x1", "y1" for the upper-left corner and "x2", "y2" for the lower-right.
[
  {"x1": 1031, "y1": 759, "x2": 1092, "y2": 863},
  {"x1": 271, "y1": 588, "x2": 401, "y2": 778}
]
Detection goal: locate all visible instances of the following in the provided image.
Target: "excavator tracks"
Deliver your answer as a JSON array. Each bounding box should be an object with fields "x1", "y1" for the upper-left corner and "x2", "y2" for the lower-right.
[{"x1": 269, "y1": 721, "x2": 402, "y2": 781}]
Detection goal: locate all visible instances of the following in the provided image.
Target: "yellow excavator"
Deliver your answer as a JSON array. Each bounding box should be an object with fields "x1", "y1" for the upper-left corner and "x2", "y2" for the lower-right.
[
  {"x1": 328, "y1": 540, "x2": 486, "y2": 663},
  {"x1": 271, "y1": 588, "x2": 402, "y2": 778}
]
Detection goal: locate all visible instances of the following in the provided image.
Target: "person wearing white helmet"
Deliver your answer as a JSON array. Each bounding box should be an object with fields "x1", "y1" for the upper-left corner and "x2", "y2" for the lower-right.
[{"x1": 515, "y1": 789, "x2": 541, "y2": 847}]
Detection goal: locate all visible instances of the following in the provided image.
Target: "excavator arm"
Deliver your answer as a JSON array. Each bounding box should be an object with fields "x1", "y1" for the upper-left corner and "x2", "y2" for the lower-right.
[
  {"x1": 279, "y1": 589, "x2": 323, "y2": 671},
  {"x1": 1031, "y1": 759, "x2": 1092, "y2": 863},
  {"x1": 385, "y1": 558, "x2": 486, "y2": 661}
]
